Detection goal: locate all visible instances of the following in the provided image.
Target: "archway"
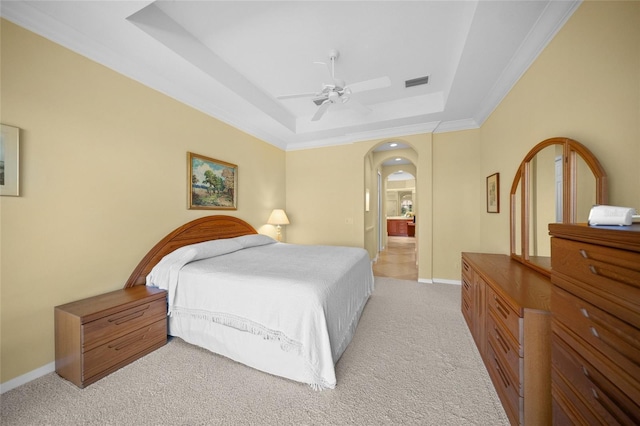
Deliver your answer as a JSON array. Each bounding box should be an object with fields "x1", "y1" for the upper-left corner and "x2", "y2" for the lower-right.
[{"x1": 364, "y1": 140, "x2": 419, "y2": 272}]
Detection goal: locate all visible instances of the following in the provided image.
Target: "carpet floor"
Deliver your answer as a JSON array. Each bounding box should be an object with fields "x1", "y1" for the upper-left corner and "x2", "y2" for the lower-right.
[{"x1": 1, "y1": 278, "x2": 508, "y2": 425}]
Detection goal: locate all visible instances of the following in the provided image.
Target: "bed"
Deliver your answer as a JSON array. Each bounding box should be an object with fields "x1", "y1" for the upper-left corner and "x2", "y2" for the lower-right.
[{"x1": 124, "y1": 215, "x2": 374, "y2": 390}]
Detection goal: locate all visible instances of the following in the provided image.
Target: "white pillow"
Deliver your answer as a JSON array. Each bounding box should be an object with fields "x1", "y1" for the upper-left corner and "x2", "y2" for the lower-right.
[{"x1": 234, "y1": 234, "x2": 277, "y2": 249}]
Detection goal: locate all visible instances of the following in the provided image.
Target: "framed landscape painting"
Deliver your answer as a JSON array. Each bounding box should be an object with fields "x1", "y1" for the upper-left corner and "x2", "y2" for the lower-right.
[
  {"x1": 1, "y1": 124, "x2": 20, "y2": 197},
  {"x1": 188, "y1": 152, "x2": 237, "y2": 210},
  {"x1": 486, "y1": 172, "x2": 499, "y2": 213}
]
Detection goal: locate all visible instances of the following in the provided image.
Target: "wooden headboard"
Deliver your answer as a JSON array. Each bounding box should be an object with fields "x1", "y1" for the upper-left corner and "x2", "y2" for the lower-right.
[{"x1": 124, "y1": 215, "x2": 257, "y2": 287}]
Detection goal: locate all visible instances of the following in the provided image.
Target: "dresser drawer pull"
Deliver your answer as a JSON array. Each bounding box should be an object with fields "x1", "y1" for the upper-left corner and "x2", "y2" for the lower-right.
[
  {"x1": 493, "y1": 355, "x2": 510, "y2": 389},
  {"x1": 590, "y1": 327, "x2": 600, "y2": 338},
  {"x1": 580, "y1": 249, "x2": 589, "y2": 259},
  {"x1": 589, "y1": 265, "x2": 598, "y2": 275},
  {"x1": 580, "y1": 308, "x2": 590, "y2": 318},
  {"x1": 494, "y1": 326, "x2": 510, "y2": 354},
  {"x1": 462, "y1": 279, "x2": 470, "y2": 291},
  {"x1": 108, "y1": 305, "x2": 150, "y2": 325},
  {"x1": 108, "y1": 327, "x2": 152, "y2": 351},
  {"x1": 494, "y1": 296, "x2": 510, "y2": 319},
  {"x1": 592, "y1": 389, "x2": 636, "y2": 426},
  {"x1": 588, "y1": 379, "x2": 639, "y2": 425}
]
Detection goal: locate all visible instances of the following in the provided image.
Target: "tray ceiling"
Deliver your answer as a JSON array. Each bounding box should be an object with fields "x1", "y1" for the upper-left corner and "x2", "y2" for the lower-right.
[{"x1": 1, "y1": 1, "x2": 580, "y2": 151}]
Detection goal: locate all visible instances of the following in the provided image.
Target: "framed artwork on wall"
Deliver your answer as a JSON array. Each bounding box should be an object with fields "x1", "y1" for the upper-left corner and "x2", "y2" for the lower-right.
[
  {"x1": 1, "y1": 124, "x2": 20, "y2": 197},
  {"x1": 188, "y1": 152, "x2": 237, "y2": 210},
  {"x1": 486, "y1": 172, "x2": 500, "y2": 213}
]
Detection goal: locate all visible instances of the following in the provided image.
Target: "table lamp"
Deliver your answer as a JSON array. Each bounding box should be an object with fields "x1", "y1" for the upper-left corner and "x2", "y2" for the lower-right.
[{"x1": 268, "y1": 209, "x2": 290, "y2": 241}]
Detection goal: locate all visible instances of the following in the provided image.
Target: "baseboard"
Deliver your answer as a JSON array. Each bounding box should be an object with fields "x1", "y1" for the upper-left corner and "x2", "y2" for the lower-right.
[
  {"x1": 418, "y1": 278, "x2": 461, "y2": 285},
  {"x1": 0, "y1": 361, "x2": 55, "y2": 394},
  {"x1": 433, "y1": 278, "x2": 462, "y2": 285}
]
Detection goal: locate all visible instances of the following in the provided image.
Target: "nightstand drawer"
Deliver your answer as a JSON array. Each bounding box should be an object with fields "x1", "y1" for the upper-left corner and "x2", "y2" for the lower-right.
[
  {"x1": 84, "y1": 319, "x2": 166, "y2": 381},
  {"x1": 83, "y1": 298, "x2": 166, "y2": 351}
]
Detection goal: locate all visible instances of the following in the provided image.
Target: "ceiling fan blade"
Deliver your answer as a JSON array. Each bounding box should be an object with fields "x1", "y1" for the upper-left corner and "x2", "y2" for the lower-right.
[
  {"x1": 345, "y1": 97, "x2": 372, "y2": 115},
  {"x1": 311, "y1": 100, "x2": 331, "y2": 121},
  {"x1": 346, "y1": 76, "x2": 391, "y2": 94},
  {"x1": 276, "y1": 92, "x2": 317, "y2": 100}
]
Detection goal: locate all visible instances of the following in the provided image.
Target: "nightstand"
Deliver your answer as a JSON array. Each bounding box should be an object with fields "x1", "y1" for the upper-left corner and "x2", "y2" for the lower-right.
[{"x1": 55, "y1": 286, "x2": 167, "y2": 388}]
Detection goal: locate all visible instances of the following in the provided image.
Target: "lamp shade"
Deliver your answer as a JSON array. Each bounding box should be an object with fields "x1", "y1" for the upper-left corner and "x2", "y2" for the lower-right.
[{"x1": 267, "y1": 209, "x2": 290, "y2": 225}]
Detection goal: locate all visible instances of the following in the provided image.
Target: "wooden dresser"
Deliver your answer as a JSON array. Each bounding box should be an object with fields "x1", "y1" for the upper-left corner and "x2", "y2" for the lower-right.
[
  {"x1": 462, "y1": 253, "x2": 552, "y2": 425},
  {"x1": 55, "y1": 286, "x2": 167, "y2": 388},
  {"x1": 549, "y1": 223, "x2": 640, "y2": 424}
]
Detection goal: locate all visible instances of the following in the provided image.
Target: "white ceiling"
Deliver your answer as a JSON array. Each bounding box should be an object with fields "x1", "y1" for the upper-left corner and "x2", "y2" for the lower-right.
[{"x1": 1, "y1": 1, "x2": 580, "y2": 151}]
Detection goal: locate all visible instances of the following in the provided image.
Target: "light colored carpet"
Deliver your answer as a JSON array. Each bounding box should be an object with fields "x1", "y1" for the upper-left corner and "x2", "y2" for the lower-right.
[{"x1": 1, "y1": 278, "x2": 508, "y2": 425}]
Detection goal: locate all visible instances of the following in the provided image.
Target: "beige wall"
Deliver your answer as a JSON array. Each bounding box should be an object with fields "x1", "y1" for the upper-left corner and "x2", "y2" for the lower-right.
[
  {"x1": 432, "y1": 129, "x2": 482, "y2": 279},
  {"x1": 0, "y1": 20, "x2": 286, "y2": 383},
  {"x1": 286, "y1": 133, "x2": 433, "y2": 279},
  {"x1": 478, "y1": 0, "x2": 640, "y2": 255}
]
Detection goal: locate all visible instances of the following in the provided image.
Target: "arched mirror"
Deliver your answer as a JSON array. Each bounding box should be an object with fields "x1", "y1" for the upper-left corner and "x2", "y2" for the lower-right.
[{"x1": 510, "y1": 137, "x2": 608, "y2": 276}]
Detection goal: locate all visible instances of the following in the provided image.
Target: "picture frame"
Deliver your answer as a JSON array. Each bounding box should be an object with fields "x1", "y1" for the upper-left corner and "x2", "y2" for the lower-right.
[
  {"x1": 1, "y1": 124, "x2": 20, "y2": 197},
  {"x1": 188, "y1": 152, "x2": 237, "y2": 210},
  {"x1": 486, "y1": 172, "x2": 499, "y2": 213}
]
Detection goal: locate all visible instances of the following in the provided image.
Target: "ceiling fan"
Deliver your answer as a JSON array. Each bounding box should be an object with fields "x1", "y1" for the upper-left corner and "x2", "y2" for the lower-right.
[{"x1": 277, "y1": 49, "x2": 391, "y2": 121}]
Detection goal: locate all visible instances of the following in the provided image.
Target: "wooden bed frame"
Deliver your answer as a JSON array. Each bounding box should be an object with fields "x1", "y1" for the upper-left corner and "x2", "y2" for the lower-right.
[{"x1": 124, "y1": 215, "x2": 257, "y2": 288}]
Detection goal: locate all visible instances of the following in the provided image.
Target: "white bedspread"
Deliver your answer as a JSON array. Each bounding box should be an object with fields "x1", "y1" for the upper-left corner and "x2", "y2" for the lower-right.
[{"x1": 146, "y1": 235, "x2": 374, "y2": 390}]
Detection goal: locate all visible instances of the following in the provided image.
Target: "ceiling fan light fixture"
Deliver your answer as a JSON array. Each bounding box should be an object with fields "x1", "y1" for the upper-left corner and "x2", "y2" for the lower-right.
[{"x1": 278, "y1": 49, "x2": 389, "y2": 121}]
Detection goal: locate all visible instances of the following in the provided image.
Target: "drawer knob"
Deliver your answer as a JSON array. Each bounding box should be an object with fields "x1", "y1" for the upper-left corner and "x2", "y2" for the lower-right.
[
  {"x1": 580, "y1": 308, "x2": 590, "y2": 318},
  {"x1": 580, "y1": 249, "x2": 589, "y2": 259},
  {"x1": 590, "y1": 327, "x2": 600, "y2": 338}
]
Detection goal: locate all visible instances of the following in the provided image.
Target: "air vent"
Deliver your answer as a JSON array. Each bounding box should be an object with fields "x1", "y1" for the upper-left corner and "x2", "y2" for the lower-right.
[{"x1": 405, "y1": 76, "x2": 429, "y2": 88}]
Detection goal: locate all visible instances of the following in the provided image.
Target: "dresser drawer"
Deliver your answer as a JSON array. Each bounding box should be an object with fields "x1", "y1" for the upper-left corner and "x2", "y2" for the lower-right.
[
  {"x1": 487, "y1": 310, "x2": 523, "y2": 392},
  {"x1": 461, "y1": 291, "x2": 472, "y2": 328},
  {"x1": 83, "y1": 319, "x2": 166, "y2": 381},
  {"x1": 461, "y1": 273, "x2": 473, "y2": 302},
  {"x1": 552, "y1": 286, "x2": 640, "y2": 381},
  {"x1": 486, "y1": 341, "x2": 521, "y2": 425},
  {"x1": 83, "y1": 298, "x2": 167, "y2": 351},
  {"x1": 462, "y1": 258, "x2": 473, "y2": 281},
  {"x1": 552, "y1": 334, "x2": 640, "y2": 425},
  {"x1": 552, "y1": 238, "x2": 640, "y2": 328},
  {"x1": 552, "y1": 381, "x2": 594, "y2": 426},
  {"x1": 486, "y1": 285, "x2": 522, "y2": 345}
]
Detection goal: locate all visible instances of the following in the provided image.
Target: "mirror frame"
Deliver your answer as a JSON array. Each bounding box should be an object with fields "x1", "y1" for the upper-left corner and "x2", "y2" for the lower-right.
[{"x1": 510, "y1": 137, "x2": 608, "y2": 276}]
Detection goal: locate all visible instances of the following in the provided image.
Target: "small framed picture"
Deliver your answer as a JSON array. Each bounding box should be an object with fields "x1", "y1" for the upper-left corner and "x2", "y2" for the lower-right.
[
  {"x1": 486, "y1": 173, "x2": 499, "y2": 213},
  {"x1": 1, "y1": 124, "x2": 20, "y2": 197},
  {"x1": 188, "y1": 152, "x2": 237, "y2": 210}
]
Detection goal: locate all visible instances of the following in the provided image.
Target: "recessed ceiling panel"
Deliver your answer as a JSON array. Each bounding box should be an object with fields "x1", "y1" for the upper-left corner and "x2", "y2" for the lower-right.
[{"x1": 1, "y1": 0, "x2": 581, "y2": 150}]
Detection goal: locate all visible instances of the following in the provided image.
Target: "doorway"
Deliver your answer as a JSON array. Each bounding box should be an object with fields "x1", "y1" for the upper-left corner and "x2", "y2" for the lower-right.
[
  {"x1": 372, "y1": 236, "x2": 418, "y2": 280},
  {"x1": 366, "y1": 139, "x2": 420, "y2": 281}
]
